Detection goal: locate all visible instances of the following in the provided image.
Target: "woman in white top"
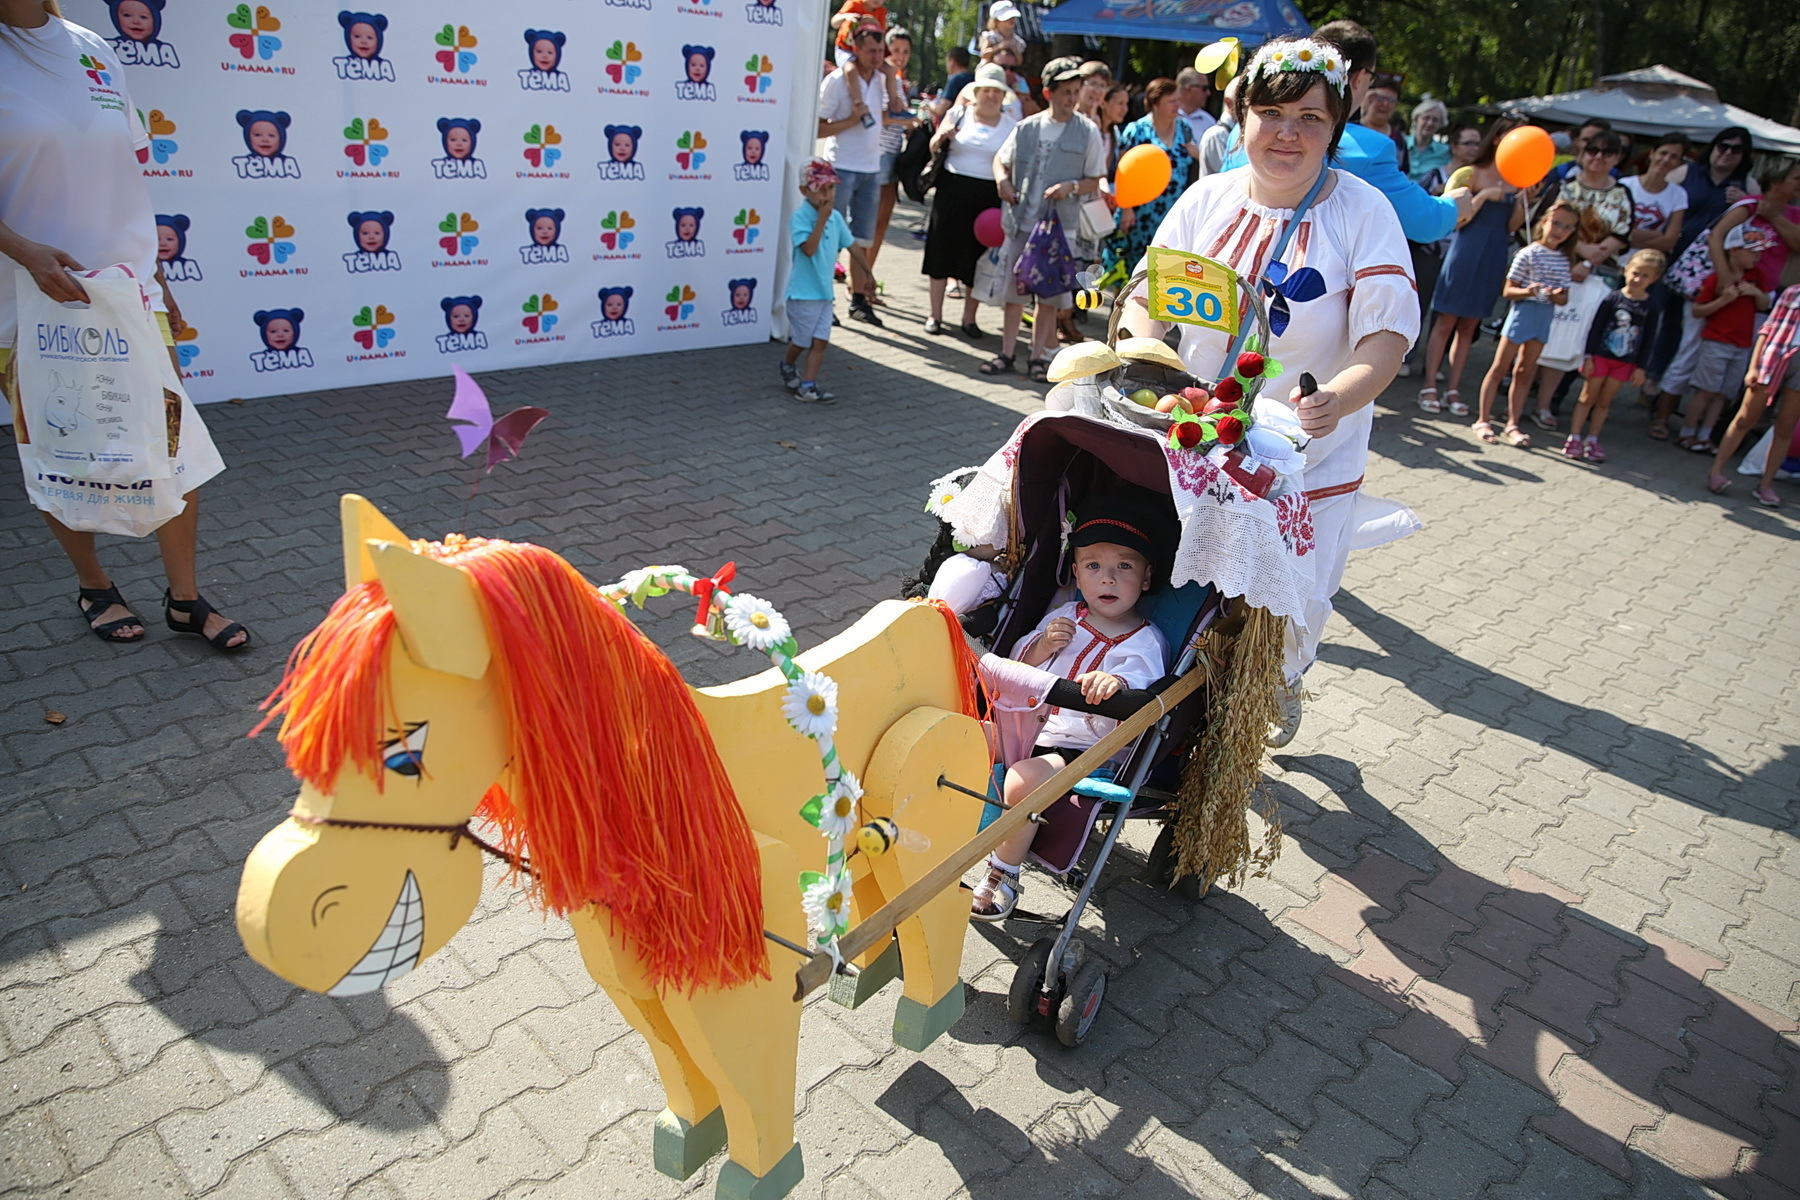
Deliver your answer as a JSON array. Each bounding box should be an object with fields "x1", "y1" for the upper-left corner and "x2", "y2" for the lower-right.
[
  {"x1": 1, "y1": 1, "x2": 247, "y2": 650},
  {"x1": 921, "y1": 63, "x2": 1018, "y2": 337},
  {"x1": 1121, "y1": 36, "x2": 1418, "y2": 746}
]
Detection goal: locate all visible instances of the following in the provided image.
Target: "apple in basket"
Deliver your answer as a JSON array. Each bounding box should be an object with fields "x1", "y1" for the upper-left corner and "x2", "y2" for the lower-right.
[
  {"x1": 1154, "y1": 393, "x2": 1183, "y2": 413},
  {"x1": 1200, "y1": 396, "x2": 1237, "y2": 416},
  {"x1": 1130, "y1": 388, "x2": 1159, "y2": 408}
]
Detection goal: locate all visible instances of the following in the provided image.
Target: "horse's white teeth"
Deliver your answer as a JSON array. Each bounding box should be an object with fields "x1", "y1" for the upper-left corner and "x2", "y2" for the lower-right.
[{"x1": 327, "y1": 872, "x2": 424, "y2": 996}]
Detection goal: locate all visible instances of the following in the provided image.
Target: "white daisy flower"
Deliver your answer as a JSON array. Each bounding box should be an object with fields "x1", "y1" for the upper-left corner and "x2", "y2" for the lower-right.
[
  {"x1": 924, "y1": 483, "x2": 962, "y2": 518},
  {"x1": 1294, "y1": 46, "x2": 1314, "y2": 64},
  {"x1": 818, "y1": 771, "x2": 863, "y2": 839},
  {"x1": 781, "y1": 671, "x2": 839, "y2": 739},
  {"x1": 802, "y1": 870, "x2": 855, "y2": 937},
  {"x1": 722, "y1": 593, "x2": 791, "y2": 652}
]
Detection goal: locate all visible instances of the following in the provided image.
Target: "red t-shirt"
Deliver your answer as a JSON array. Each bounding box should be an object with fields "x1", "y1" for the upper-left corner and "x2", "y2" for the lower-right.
[{"x1": 1695, "y1": 265, "x2": 1766, "y2": 348}]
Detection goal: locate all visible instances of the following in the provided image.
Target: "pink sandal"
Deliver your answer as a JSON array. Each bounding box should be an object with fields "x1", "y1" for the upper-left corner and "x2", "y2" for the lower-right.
[
  {"x1": 1503, "y1": 425, "x2": 1532, "y2": 448},
  {"x1": 1473, "y1": 420, "x2": 1499, "y2": 444}
]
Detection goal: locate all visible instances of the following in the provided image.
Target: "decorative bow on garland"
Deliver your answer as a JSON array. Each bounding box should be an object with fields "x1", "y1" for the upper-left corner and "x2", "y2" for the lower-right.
[{"x1": 1259, "y1": 260, "x2": 1327, "y2": 338}]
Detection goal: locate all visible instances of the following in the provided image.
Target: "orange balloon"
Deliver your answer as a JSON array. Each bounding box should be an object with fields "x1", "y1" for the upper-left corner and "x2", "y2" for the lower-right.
[
  {"x1": 1114, "y1": 144, "x2": 1173, "y2": 209},
  {"x1": 1495, "y1": 126, "x2": 1555, "y2": 189}
]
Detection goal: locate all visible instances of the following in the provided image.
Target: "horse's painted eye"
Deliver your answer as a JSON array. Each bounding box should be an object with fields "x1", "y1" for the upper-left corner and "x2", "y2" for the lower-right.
[{"x1": 382, "y1": 723, "x2": 428, "y2": 777}]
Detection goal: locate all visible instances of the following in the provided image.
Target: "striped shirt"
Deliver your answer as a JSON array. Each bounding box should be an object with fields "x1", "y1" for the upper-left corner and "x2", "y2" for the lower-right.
[
  {"x1": 1755, "y1": 285, "x2": 1800, "y2": 386},
  {"x1": 1508, "y1": 242, "x2": 1574, "y2": 295}
]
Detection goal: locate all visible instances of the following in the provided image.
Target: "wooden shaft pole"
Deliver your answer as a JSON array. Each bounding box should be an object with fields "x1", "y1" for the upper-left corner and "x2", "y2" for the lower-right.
[{"x1": 792, "y1": 665, "x2": 1207, "y2": 999}]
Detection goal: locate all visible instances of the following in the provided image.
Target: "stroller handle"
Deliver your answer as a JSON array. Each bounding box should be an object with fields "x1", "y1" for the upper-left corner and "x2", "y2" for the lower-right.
[{"x1": 1045, "y1": 673, "x2": 1177, "y2": 720}]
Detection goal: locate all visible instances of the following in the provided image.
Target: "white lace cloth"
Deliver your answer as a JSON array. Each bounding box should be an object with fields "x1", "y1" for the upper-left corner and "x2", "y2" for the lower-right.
[{"x1": 942, "y1": 412, "x2": 1320, "y2": 628}]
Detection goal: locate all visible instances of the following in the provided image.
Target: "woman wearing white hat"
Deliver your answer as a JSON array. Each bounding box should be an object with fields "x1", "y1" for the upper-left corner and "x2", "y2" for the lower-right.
[{"x1": 922, "y1": 62, "x2": 1018, "y2": 338}]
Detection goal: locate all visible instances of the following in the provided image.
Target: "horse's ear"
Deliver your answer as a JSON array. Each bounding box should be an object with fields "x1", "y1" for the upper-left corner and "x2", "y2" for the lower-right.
[
  {"x1": 341, "y1": 494, "x2": 410, "y2": 589},
  {"x1": 368, "y1": 542, "x2": 492, "y2": 680}
]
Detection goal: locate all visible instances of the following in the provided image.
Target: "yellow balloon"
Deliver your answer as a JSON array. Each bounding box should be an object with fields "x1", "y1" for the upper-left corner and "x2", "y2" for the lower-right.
[{"x1": 1195, "y1": 37, "x2": 1241, "y2": 89}]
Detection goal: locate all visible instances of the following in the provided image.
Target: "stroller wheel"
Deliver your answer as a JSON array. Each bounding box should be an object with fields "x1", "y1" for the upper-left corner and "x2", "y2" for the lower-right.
[
  {"x1": 1055, "y1": 959, "x2": 1108, "y2": 1047},
  {"x1": 1007, "y1": 936, "x2": 1058, "y2": 1026},
  {"x1": 1145, "y1": 824, "x2": 1205, "y2": 900}
]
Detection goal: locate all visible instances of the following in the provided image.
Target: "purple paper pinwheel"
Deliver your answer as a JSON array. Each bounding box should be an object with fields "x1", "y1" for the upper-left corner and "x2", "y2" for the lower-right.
[
  {"x1": 1259, "y1": 259, "x2": 1327, "y2": 337},
  {"x1": 446, "y1": 365, "x2": 549, "y2": 472}
]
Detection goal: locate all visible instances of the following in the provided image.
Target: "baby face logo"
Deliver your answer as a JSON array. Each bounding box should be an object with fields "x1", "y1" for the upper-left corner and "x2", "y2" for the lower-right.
[
  {"x1": 674, "y1": 130, "x2": 707, "y2": 171},
  {"x1": 520, "y1": 209, "x2": 569, "y2": 264},
  {"x1": 80, "y1": 53, "x2": 114, "y2": 87},
  {"x1": 434, "y1": 24, "x2": 478, "y2": 73},
  {"x1": 732, "y1": 209, "x2": 760, "y2": 245},
  {"x1": 437, "y1": 212, "x2": 480, "y2": 256},
  {"x1": 157, "y1": 214, "x2": 202, "y2": 281},
  {"x1": 675, "y1": 45, "x2": 716, "y2": 100},
  {"x1": 108, "y1": 0, "x2": 182, "y2": 67},
  {"x1": 351, "y1": 304, "x2": 396, "y2": 350},
  {"x1": 605, "y1": 40, "x2": 642, "y2": 85},
  {"x1": 664, "y1": 285, "x2": 696, "y2": 322},
  {"x1": 144, "y1": 108, "x2": 179, "y2": 164},
  {"x1": 722, "y1": 277, "x2": 759, "y2": 325},
  {"x1": 334, "y1": 11, "x2": 393, "y2": 80},
  {"x1": 743, "y1": 54, "x2": 772, "y2": 95},
  {"x1": 245, "y1": 215, "x2": 297, "y2": 265},
  {"x1": 520, "y1": 293, "x2": 559, "y2": 335},
  {"x1": 521, "y1": 124, "x2": 562, "y2": 169},
  {"x1": 598, "y1": 211, "x2": 636, "y2": 252},
  {"x1": 745, "y1": 0, "x2": 782, "y2": 25},
  {"x1": 342, "y1": 117, "x2": 389, "y2": 166},
  {"x1": 225, "y1": 4, "x2": 282, "y2": 60}
]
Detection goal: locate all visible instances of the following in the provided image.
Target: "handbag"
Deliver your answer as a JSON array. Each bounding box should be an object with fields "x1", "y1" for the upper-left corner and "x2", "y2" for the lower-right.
[
  {"x1": 1013, "y1": 209, "x2": 1079, "y2": 298},
  {"x1": 897, "y1": 122, "x2": 936, "y2": 202},
  {"x1": 1663, "y1": 200, "x2": 1755, "y2": 298},
  {"x1": 913, "y1": 110, "x2": 959, "y2": 200},
  {"x1": 13, "y1": 266, "x2": 172, "y2": 484},
  {"x1": 1078, "y1": 194, "x2": 1117, "y2": 242}
]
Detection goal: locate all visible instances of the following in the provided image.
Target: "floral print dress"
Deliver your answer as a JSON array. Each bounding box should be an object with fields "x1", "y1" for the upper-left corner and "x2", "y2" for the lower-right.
[{"x1": 1102, "y1": 115, "x2": 1195, "y2": 275}]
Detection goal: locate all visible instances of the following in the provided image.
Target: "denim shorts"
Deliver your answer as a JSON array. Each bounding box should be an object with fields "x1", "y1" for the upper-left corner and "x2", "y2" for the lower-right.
[
  {"x1": 877, "y1": 149, "x2": 899, "y2": 186},
  {"x1": 1501, "y1": 298, "x2": 1552, "y2": 345},
  {"x1": 786, "y1": 298, "x2": 833, "y2": 345},
  {"x1": 833, "y1": 167, "x2": 882, "y2": 246}
]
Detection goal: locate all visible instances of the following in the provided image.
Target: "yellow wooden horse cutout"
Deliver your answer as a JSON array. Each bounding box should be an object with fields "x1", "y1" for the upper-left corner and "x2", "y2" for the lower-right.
[{"x1": 237, "y1": 496, "x2": 987, "y2": 1200}]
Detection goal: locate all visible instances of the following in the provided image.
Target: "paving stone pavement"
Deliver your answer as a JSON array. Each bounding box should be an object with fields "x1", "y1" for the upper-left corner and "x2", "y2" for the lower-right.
[{"x1": 2, "y1": 200, "x2": 1796, "y2": 1199}]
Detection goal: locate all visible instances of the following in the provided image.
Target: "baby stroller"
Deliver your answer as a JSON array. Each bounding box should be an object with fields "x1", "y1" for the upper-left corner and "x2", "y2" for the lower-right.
[{"x1": 937, "y1": 412, "x2": 1234, "y2": 1047}]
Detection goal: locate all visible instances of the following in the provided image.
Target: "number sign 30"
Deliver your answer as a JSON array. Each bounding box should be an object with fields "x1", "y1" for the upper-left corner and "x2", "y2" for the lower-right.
[{"x1": 1144, "y1": 248, "x2": 1239, "y2": 334}]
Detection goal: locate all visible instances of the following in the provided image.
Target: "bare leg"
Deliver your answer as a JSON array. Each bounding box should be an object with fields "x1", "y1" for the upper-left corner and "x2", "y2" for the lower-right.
[
  {"x1": 991, "y1": 754, "x2": 1061, "y2": 867},
  {"x1": 802, "y1": 338, "x2": 828, "y2": 383},
  {"x1": 1567, "y1": 374, "x2": 1597, "y2": 439},
  {"x1": 42, "y1": 513, "x2": 143, "y2": 636},
  {"x1": 1506, "y1": 342, "x2": 1543, "y2": 430},
  {"x1": 1711, "y1": 383, "x2": 1771, "y2": 477},
  {"x1": 783, "y1": 340, "x2": 805, "y2": 367},
  {"x1": 1000, "y1": 302, "x2": 1023, "y2": 361},
  {"x1": 155, "y1": 492, "x2": 247, "y2": 646},
  {"x1": 1586, "y1": 377, "x2": 1624, "y2": 439},
  {"x1": 1476, "y1": 337, "x2": 1516, "y2": 427},
  {"x1": 1444, "y1": 317, "x2": 1479, "y2": 397},
  {"x1": 1758, "y1": 386, "x2": 1800, "y2": 495},
  {"x1": 1420, "y1": 311, "x2": 1454, "y2": 388},
  {"x1": 961, "y1": 294, "x2": 981, "y2": 327},
  {"x1": 928, "y1": 277, "x2": 947, "y2": 324}
]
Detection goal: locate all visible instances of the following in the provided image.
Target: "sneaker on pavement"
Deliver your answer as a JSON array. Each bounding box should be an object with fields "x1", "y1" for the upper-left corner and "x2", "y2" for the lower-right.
[
  {"x1": 1561, "y1": 435, "x2": 1583, "y2": 459},
  {"x1": 1266, "y1": 680, "x2": 1303, "y2": 749},
  {"x1": 793, "y1": 382, "x2": 836, "y2": 404},
  {"x1": 779, "y1": 361, "x2": 799, "y2": 390},
  {"x1": 848, "y1": 296, "x2": 884, "y2": 327},
  {"x1": 1583, "y1": 436, "x2": 1606, "y2": 463}
]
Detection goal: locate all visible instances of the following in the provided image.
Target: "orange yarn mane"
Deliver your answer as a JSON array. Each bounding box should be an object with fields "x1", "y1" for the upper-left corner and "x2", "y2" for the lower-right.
[{"x1": 255, "y1": 538, "x2": 768, "y2": 992}]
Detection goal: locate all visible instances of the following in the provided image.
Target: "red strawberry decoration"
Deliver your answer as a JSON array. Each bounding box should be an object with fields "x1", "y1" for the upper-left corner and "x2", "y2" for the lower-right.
[
  {"x1": 1173, "y1": 420, "x2": 1204, "y2": 448},
  {"x1": 1236, "y1": 351, "x2": 1266, "y2": 378},
  {"x1": 1214, "y1": 414, "x2": 1245, "y2": 445},
  {"x1": 1214, "y1": 375, "x2": 1243, "y2": 404}
]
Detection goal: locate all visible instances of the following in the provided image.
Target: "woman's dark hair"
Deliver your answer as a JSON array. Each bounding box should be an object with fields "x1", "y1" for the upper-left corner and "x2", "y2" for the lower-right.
[
  {"x1": 1232, "y1": 37, "x2": 1351, "y2": 152},
  {"x1": 1143, "y1": 77, "x2": 1177, "y2": 110},
  {"x1": 1710, "y1": 126, "x2": 1752, "y2": 154},
  {"x1": 1469, "y1": 114, "x2": 1527, "y2": 169},
  {"x1": 1652, "y1": 131, "x2": 1689, "y2": 154},
  {"x1": 1585, "y1": 128, "x2": 1624, "y2": 158}
]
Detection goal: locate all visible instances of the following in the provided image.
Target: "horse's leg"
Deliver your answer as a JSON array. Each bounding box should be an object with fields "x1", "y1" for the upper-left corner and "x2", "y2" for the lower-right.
[
  {"x1": 570, "y1": 910, "x2": 726, "y2": 1180},
  {"x1": 861, "y1": 707, "x2": 990, "y2": 1050},
  {"x1": 660, "y1": 832, "x2": 806, "y2": 1200},
  {"x1": 827, "y1": 860, "x2": 901, "y2": 1008}
]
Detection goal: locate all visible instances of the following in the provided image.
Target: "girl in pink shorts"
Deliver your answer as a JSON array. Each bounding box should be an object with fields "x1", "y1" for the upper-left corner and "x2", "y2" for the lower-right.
[{"x1": 1565, "y1": 250, "x2": 1664, "y2": 463}]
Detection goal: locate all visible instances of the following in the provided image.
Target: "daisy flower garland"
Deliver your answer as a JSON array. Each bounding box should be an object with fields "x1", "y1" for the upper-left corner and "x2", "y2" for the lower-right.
[
  {"x1": 1246, "y1": 37, "x2": 1348, "y2": 96},
  {"x1": 596, "y1": 564, "x2": 865, "y2": 963}
]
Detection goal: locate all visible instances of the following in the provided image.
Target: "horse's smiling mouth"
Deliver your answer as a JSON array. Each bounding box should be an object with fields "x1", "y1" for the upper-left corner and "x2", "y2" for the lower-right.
[{"x1": 327, "y1": 871, "x2": 425, "y2": 996}]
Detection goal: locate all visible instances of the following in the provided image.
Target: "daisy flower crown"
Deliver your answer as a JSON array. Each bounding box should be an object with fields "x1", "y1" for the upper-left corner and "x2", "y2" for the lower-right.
[{"x1": 1245, "y1": 38, "x2": 1349, "y2": 96}]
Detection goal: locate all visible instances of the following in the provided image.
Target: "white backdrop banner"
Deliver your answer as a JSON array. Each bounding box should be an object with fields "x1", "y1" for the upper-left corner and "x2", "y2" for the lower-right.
[{"x1": 67, "y1": 0, "x2": 821, "y2": 403}]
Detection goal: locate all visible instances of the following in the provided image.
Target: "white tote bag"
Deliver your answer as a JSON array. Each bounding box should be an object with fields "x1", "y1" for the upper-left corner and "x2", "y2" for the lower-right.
[
  {"x1": 1539, "y1": 273, "x2": 1609, "y2": 372},
  {"x1": 13, "y1": 266, "x2": 173, "y2": 483}
]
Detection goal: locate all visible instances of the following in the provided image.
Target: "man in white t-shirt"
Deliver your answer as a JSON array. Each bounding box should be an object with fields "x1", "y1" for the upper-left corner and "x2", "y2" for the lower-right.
[
  {"x1": 817, "y1": 26, "x2": 890, "y2": 325},
  {"x1": 1175, "y1": 67, "x2": 1216, "y2": 148}
]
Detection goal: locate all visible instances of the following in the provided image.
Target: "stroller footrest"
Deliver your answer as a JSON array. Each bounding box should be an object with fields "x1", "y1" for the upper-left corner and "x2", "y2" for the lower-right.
[{"x1": 1070, "y1": 777, "x2": 1133, "y2": 804}]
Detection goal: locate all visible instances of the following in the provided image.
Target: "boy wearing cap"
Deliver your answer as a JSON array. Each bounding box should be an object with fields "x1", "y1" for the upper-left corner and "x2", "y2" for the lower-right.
[
  {"x1": 1679, "y1": 223, "x2": 1771, "y2": 451},
  {"x1": 783, "y1": 160, "x2": 873, "y2": 403},
  {"x1": 972, "y1": 492, "x2": 1171, "y2": 922}
]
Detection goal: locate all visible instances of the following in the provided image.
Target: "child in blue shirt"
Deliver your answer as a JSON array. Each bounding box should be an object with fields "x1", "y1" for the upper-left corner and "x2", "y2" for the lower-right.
[{"x1": 783, "y1": 159, "x2": 873, "y2": 403}]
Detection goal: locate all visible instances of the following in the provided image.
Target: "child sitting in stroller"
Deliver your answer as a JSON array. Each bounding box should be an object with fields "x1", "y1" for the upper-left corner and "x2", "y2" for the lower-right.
[{"x1": 972, "y1": 491, "x2": 1171, "y2": 921}]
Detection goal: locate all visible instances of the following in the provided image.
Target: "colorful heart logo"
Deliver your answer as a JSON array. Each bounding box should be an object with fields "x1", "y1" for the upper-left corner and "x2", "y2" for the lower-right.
[
  {"x1": 272, "y1": 241, "x2": 295, "y2": 264},
  {"x1": 460, "y1": 234, "x2": 478, "y2": 253},
  {"x1": 368, "y1": 143, "x2": 388, "y2": 165},
  {"x1": 226, "y1": 4, "x2": 253, "y2": 30},
  {"x1": 177, "y1": 343, "x2": 200, "y2": 368},
  {"x1": 344, "y1": 143, "x2": 367, "y2": 166},
  {"x1": 254, "y1": 6, "x2": 281, "y2": 32},
  {"x1": 664, "y1": 284, "x2": 696, "y2": 321},
  {"x1": 228, "y1": 31, "x2": 255, "y2": 58},
  {"x1": 461, "y1": 214, "x2": 479, "y2": 233},
  {"x1": 148, "y1": 110, "x2": 176, "y2": 136},
  {"x1": 366, "y1": 118, "x2": 387, "y2": 140},
  {"x1": 438, "y1": 212, "x2": 458, "y2": 233},
  {"x1": 523, "y1": 295, "x2": 540, "y2": 314},
  {"x1": 245, "y1": 216, "x2": 270, "y2": 239},
  {"x1": 247, "y1": 242, "x2": 271, "y2": 265},
  {"x1": 353, "y1": 306, "x2": 373, "y2": 327},
  {"x1": 344, "y1": 118, "x2": 365, "y2": 140},
  {"x1": 524, "y1": 124, "x2": 543, "y2": 145},
  {"x1": 271, "y1": 217, "x2": 295, "y2": 238},
  {"x1": 374, "y1": 305, "x2": 394, "y2": 325},
  {"x1": 151, "y1": 138, "x2": 178, "y2": 164},
  {"x1": 375, "y1": 327, "x2": 396, "y2": 348},
  {"x1": 256, "y1": 34, "x2": 281, "y2": 59}
]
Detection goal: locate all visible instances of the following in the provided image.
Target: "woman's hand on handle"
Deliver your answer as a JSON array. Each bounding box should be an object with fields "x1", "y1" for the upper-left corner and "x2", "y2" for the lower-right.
[
  {"x1": 2, "y1": 233, "x2": 89, "y2": 304},
  {"x1": 1287, "y1": 330, "x2": 1410, "y2": 440}
]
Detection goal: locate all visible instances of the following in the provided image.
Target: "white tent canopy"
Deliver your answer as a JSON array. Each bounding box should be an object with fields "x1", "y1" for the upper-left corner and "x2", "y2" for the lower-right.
[{"x1": 1491, "y1": 65, "x2": 1800, "y2": 155}]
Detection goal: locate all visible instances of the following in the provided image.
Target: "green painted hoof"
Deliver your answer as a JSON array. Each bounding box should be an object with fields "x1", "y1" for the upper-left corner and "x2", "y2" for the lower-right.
[
  {"x1": 893, "y1": 982, "x2": 965, "y2": 1051},
  {"x1": 654, "y1": 1106, "x2": 726, "y2": 1180},
  {"x1": 716, "y1": 1142, "x2": 804, "y2": 1200},
  {"x1": 828, "y1": 936, "x2": 901, "y2": 1009}
]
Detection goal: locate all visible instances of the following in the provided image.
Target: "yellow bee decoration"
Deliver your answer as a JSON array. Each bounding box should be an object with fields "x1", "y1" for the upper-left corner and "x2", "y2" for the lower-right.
[
  {"x1": 1072, "y1": 266, "x2": 1105, "y2": 312},
  {"x1": 855, "y1": 800, "x2": 930, "y2": 858}
]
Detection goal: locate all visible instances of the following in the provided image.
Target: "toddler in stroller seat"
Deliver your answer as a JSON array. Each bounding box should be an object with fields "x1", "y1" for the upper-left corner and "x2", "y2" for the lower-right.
[{"x1": 971, "y1": 490, "x2": 1172, "y2": 921}]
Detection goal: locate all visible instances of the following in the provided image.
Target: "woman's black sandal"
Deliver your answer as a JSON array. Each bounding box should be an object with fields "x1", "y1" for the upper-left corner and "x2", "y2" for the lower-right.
[
  {"x1": 164, "y1": 590, "x2": 251, "y2": 653},
  {"x1": 960, "y1": 322, "x2": 985, "y2": 339},
  {"x1": 1029, "y1": 358, "x2": 1053, "y2": 383},
  {"x1": 978, "y1": 353, "x2": 1015, "y2": 376},
  {"x1": 77, "y1": 585, "x2": 145, "y2": 643}
]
